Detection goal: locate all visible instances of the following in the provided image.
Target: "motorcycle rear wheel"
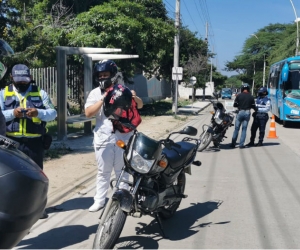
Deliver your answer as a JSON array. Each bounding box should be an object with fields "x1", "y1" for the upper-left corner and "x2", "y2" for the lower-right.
[
  {"x1": 159, "y1": 172, "x2": 186, "y2": 219},
  {"x1": 93, "y1": 199, "x2": 127, "y2": 249},
  {"x1": 197, "y1": 131, "x2": 213, "y2": 152}
]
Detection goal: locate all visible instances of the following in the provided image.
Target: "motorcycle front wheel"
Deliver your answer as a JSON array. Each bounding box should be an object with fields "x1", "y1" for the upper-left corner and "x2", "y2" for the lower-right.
[
  {"x1": 93, "y1": 199, "x2": 127, "y2": 249},
  {"x1": 197, "y1": 130, "x2": 213, "y2": 152},
  {"x1": 159, "y1": 172, "x2": 186, "y2": 219}
]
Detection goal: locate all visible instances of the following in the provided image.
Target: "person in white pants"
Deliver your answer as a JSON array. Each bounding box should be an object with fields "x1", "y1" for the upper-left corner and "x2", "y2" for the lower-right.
[{"x1": 85, "y1": 60, "x2": 143, "y2": 212}]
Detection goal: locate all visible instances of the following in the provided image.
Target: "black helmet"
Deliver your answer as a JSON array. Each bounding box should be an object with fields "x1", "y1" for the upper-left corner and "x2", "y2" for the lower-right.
[
  {"x1": 241, "y1": 83, "x2": 250, "y2": 92},
  {"x1": 94, "y1": 60, "x2": 118, "y2": 77},
  {"x1": 0, "y1": 39, "x2": 14, "y2": 80},
  {"x1": 93, "y1": 60, "x2": 118, "y2": 89},
  {"x1": 103, "y1": 84, "x2": 132, "y2": 118},
  {"x1": 258, "y1": 86, "x2": 268, "y2": 95}
]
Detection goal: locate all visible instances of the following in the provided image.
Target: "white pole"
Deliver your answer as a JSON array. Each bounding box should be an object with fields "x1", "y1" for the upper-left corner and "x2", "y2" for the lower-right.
[
  {"x1": 263, "y1": 54, "x2": 266, "y2": 87},
  {"x1": 290, "y1": 0, "x2": 299, "y2": 56},
  {"x1": 172, "y1": 0, "x2": 180, "y2": 114},
  {"x1": 252, "y1": 62, "x2": 255, "y2": 95}
]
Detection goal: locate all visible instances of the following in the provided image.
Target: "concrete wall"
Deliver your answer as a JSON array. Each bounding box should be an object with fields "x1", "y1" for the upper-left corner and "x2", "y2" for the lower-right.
[
  {"x1": 178, "y1": 82, "x2": 215, "y2": 99},
  {"x1": 125, "y1": 74, "x2": 171, "y2": 104}
]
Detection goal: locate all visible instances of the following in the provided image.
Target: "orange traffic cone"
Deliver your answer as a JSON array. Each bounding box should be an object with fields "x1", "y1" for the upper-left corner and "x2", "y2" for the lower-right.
[{"x1": 267, "y1": 115, "x2": 278, "y2": 139}]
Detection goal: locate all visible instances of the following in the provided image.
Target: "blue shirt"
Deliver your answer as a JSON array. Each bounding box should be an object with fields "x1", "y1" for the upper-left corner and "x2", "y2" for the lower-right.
[
  {"x1": 0, "y1": 84, "x2": 57, "y2": 122},
  {"x1": 256, "y1": 96, "x2": 270, "y2": 113}
]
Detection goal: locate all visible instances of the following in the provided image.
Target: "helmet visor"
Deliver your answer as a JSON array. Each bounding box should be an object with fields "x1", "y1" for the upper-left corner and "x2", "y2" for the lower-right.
[{"x1": 0, "y1": 61, "x2": 7, "y2": 80}]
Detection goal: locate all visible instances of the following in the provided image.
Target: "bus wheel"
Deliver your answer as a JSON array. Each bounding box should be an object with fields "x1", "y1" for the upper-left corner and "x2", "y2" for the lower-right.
[{"x1": 283, "y1": 120, "x2": 289, "y2": 127}]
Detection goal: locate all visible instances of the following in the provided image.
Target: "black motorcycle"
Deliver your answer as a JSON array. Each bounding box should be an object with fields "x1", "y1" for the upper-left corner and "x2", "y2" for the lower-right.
[
  {"x1": 197, "y1": 100, "x2": 235, "y2": 152},
  {"x1": 93, "y1": 126, "x2": 201, "y2": 249},
  {"x1": 0, "y1": 135, "x2": 48, "y2": 249}
]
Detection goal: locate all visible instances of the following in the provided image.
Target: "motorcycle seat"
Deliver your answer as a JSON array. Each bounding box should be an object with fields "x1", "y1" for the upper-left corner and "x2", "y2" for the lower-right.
[{"x1": 162, "y1": 141, "x2": 197, "y2": 169}]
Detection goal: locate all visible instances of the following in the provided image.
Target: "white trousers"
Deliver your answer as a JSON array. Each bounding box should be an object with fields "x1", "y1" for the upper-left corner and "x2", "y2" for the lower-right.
[{"x1": 93, "y1": 131, "x2": 133, "y2": 205}]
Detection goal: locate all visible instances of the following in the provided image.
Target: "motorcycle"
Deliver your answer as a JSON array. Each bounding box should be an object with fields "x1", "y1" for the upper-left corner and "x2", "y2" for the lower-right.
[
  {"x1": 93, "y1": 125, "x2": 201, "y2": 249},
  {"x1": 0, "y1": 135, "x2": 48, "y2": 249},
  {"x1": 197, "y1": 100, "x2": 235, "y2": 152}
]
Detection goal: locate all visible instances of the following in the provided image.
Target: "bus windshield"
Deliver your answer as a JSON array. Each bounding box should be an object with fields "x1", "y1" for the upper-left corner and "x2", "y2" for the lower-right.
[{"x1": 285, "y1": 65, "x2": 300, "y2": 98}]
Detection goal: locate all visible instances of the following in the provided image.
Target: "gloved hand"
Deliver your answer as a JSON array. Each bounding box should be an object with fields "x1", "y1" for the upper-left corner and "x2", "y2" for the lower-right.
[{"x1": 252, "y1": 112, "x2": 257, "y2": 118}]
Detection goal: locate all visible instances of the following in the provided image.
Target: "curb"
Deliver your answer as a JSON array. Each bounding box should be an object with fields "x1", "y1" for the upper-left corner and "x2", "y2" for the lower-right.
[{"x1": 178, "y1": 102, "x2": 211, "y2": 115}]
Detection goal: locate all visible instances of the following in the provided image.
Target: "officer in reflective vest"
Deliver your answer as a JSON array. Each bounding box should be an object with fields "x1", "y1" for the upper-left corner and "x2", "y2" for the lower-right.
[
  {"x1": 0, "y1": 64, "x2": 57, "y2": 169},
  {"x1": 246, "y1": 87, "x2": 270, "y2": 147}
]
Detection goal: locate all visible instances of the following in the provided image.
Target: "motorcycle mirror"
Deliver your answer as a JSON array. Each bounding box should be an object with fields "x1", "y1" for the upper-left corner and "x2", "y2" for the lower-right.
[{"x1": 179, "y1": 126, "x2": 197, "y2": 136}]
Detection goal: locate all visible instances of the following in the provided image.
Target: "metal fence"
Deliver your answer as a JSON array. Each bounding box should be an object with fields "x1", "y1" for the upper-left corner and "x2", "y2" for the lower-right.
[
  {"x1": 30, "y1": 66, "x2": 171, "y2": 107},
  {"x1": 30, "y1": 65, "x2": 81, "y2": 105}
]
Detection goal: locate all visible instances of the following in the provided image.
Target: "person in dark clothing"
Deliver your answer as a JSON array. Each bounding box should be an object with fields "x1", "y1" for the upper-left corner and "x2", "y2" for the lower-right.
[
  {"x1": 246, "y1": 87, "x2": 270, "y2": 147},
  {"x1": 230, "y1": 83, "x2": 257, "y2": 148}
]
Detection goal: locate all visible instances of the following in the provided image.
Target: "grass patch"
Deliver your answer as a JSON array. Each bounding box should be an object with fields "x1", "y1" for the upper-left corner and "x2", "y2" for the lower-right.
[{"x1": 139, "y1": 98, "x2": 192, "y2": 116}]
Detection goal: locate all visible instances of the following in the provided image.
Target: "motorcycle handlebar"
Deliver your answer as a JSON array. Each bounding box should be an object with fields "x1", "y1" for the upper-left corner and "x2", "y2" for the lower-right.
[{"x1": 162, "y1": 139, "x2": 181, "y2": 149}]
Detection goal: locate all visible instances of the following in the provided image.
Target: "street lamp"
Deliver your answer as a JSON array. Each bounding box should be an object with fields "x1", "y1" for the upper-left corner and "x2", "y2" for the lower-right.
[
  {"x1": 251, "y1": 34, "x2": 266, "y2": 87},
  {"x1": 290, "y1": 0, "x2": 299, "y2": 56}
]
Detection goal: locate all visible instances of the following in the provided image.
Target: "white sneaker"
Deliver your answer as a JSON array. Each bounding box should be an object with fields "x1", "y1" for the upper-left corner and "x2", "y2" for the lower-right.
[{"x1": 89, "y1": 203, "x2": 104, "y2": 212}]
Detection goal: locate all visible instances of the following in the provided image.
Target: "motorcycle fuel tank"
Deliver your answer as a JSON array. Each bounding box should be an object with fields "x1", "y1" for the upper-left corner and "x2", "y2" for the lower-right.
[{"x1": 0, "y1": 144, "x2": 48, "y2": 249}]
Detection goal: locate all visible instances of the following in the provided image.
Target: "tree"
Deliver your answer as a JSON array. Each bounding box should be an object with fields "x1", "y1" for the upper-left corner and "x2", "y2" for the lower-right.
[
  {"x1": 183, "y1": 51, "x2": 208, "y2": 102},
  {"x1": 225, "y1": 23, "x2": 295, "y2": 92}
]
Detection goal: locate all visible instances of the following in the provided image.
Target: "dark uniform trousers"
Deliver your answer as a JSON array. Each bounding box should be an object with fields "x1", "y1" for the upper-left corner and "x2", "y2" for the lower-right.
[
  {"x1": 8, "y1": 136, "x2": 44, "y2": 169},
  {"x1": 249, "y1": 112, "x2": 269, "y2": 143}
]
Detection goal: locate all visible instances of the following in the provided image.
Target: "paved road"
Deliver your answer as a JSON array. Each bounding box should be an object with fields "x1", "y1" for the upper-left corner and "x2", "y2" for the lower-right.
[{"x1": 16, "y1": 103, "x2": 300, "y2": 249}]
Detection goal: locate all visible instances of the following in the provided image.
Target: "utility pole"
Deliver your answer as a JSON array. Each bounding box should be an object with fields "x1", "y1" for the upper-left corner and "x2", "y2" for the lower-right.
[
  {"x1": 290, "y1": 0, "x2": 299, "y2": 56},
  {"x1": 263, "y1": 54, "x2": 266, "y2": 87},
  {"x1": 172, "y1": 0, "x2": 180, "y2": 113}
]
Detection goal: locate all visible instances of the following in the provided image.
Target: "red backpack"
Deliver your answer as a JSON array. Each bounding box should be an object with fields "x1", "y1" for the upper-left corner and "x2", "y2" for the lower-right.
[{"x1": 112, "y1": 99, "x2": 142, "y2": 133}]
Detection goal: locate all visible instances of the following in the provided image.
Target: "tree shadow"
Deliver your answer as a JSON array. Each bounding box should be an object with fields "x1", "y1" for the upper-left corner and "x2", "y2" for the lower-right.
[
  {"x1": 17, "y1": 224, "x2": 97, "y2": 249},
  {"x1": 116, "y1": 200, "x2": 228, "y2": 248}
]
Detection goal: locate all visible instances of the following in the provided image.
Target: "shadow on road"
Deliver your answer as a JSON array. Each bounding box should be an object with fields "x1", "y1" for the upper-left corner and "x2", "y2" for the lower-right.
[
  {"x1": 46, "y1": 197, "x2": 94, "y2": 214},
  {"x1": 17, "y1": 225, "x2": 98, "y2": 249},
  {"x1": 116, "y1": 200, "x2": 226, "y2": 249}
]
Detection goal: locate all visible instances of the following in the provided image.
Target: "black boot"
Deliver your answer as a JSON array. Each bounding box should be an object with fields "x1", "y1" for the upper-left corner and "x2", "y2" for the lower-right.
[
  {"x1": 246, "y1": 141, "x2": 255, "y2": 147},
  {"x1": 230, "y1": 140, "x2": 236, "y2": 148},
  {"x1": 256, "y1": 141, "x2": 263, "y2": 147}
]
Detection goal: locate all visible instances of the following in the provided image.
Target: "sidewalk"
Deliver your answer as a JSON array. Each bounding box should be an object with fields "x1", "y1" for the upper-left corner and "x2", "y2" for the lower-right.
[{"x1": 178, "y1": 100, "x2": 211, "y2": 114}]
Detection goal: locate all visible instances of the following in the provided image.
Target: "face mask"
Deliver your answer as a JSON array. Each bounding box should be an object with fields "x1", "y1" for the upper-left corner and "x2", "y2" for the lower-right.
[
  {"x1": 258, "y1": 92, "x2": 265, "y2": 97},
  {"x1": 14, "y1": 83, "x2": 30, "y2": 92},
  {"x1": 98, "y1": 78, "x2": 112, "y2": 90}
]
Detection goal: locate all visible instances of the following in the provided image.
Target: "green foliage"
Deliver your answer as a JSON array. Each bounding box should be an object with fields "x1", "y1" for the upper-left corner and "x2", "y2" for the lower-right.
[
  {"x1": 225, "y1": 23, "x2": 298, "y2": 91},
  {"x1": 224, "y1": 75, "x2": 242, "y2": 89},
  {"x1": 67, "y1": 0, "x2": 175, "y2": 79}
]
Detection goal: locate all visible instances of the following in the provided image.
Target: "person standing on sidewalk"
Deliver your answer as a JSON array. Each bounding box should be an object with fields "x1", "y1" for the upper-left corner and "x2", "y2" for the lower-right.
[
  {"x1": 230, "y1": 83, "x2": 257, "y2": 149},
  {"x1": 246, "y1": 87, "x2": 270, "y2": 147},
  {"x1": 0, "y1": 64, "x2": 57, "y2": 168},
  {"x1": 0, "y1": 64, "x2": 57, "y2": 219},
  {"x1": 85, "y1": 60, "x2": 143, "y2": 212}
]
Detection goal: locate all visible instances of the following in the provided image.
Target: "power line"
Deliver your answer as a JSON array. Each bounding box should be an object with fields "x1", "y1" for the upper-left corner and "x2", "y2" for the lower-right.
[{"x1": 182, "y1": 0, "x2": 203, "y2": 37}]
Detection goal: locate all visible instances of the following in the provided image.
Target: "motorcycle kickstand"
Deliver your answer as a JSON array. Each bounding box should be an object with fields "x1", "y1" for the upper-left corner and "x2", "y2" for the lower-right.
[{"x1": 155, "y1": 213, "x2": 169, "y2": 239}]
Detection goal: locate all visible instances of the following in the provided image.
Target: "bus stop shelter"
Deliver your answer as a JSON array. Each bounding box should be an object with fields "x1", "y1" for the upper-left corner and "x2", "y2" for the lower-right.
[{"x1": 55, "y1": 46, "x2": 138, "y2": 140}]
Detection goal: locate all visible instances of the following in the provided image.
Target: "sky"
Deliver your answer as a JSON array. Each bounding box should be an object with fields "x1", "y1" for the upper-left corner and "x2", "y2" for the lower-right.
[{"x1": 163, "y1": 0, "x2": 300, "y2": 77}]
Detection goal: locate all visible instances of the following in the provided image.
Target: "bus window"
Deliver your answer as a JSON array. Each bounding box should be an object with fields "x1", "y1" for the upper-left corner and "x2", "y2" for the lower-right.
[{"x1": 287, "y1": 70, "x2": 300, "y2": 90}]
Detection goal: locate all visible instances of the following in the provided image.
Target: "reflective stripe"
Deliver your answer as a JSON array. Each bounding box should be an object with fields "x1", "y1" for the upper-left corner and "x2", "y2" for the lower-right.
[{"x1": 4, "y1": 85, "x2": 45, "y2": 136}]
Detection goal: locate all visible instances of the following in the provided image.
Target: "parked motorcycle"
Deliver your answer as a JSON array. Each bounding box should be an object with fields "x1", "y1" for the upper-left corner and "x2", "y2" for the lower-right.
[
  {"x1": 93, "y1": 125, "x2": 201, "y2": 249},
  {"x1": 197, "y1": 100, "x2": 235, "y2": 152}
]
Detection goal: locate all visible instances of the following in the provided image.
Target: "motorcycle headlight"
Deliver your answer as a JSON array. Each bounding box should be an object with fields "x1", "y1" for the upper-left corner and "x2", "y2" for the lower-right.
[
  {"x1": 214, "y1": 110, "x2": 223, "y2": 124},
  {"x1": 129, "y1": 149, "x2": 155, "y2": 174}
]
